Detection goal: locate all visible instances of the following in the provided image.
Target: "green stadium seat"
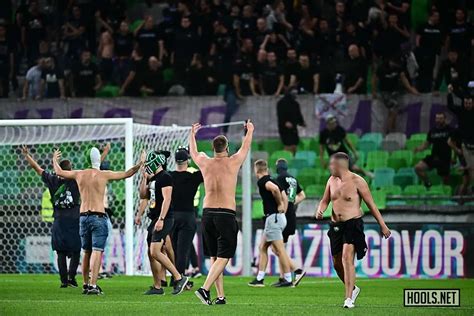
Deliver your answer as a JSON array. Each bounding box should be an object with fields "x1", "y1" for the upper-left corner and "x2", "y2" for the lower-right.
[
  {"x1": 129, "y1": 19, "x2": 144, "y2": 32},
  {"x1": 406, "y1": 139, "x2": 424, "y2": 151},
  {"x1": 384, "y1": 132, "x2": 407, "y2": 148},
  {"x1": 403, "y1": 185, "x2": 427, "y2": 205},
  {"x1": 197, "y1": 140, "x2": 214, "y2": 152},
  {"x1": 295, "y1": 151, "x2": 317, "y2": 167},
  {"x1": 162, "y1": 68, "x2": 174, "y2": 83},
  {"x1": 261, "y1": 139, "x2": 283, "y2": 155},
  {"x1": 414, "y1": 149, "x2": 431, "y2": 162},
  {"x1": 304, "y1": 184, "x2": 326, "y2": 198},
  {"x1": 410, "y1": 133, "x2": 427, "y2": 141},
  {"x1": 298, "y1": 168, "x2": 326, "y2": 188},
  {"x1": 429, "y1": 185, "x2": 452, "y2": 196},
  {"x1": 252, "y1": 151, "x2": 269, "y2": 162},
  {"x1": 357, "y1": 139, "x2": 379, "y2": 153},
  {"x1": 366, "y1": 151, "x2": 389, "y2": 170},
  {"x1": 252, "y1": 200, "x2": 264, "y2": 219},
  {"x1": 287, "y1": 168, "x2": 298, "y2": 177},
  {"x1": 372, "y1": 168, "x2": 395, "y2": 188},
  {"x1": 388, "y1": 150, "x2": 413, "y2": 170},
  {"x1": 96, "y1": 85, "x2": 120, "y2": 97},
  {"x1": 346, "y1": 133, "x2": 359, "y2": 148},
  {"x1": 297, "y1": 138, "x2": 312, "y2": 151},
  {"x1": 269, "y1": 150, "x2": 293, "y2": 167},
  {"x1": 362, "y1": 190, "x2": 386, "y2": 211},
  {"x1": 308, "y1": 136, "x2": 320, "y2": 152},
  {"x1": 393, "y1": 173, "x2": 417, "y2": 188},
  {"x1": 378, "y1": 185, "x2": 402, "y2": 195},
  {"x1": 427, "y1": 170, "x2": 443, "y2": 185},
  {"x1": 289, "y1": 158, "x2": 310, "y2": 170},
  {"x1": 361, "y1": 133, "x2": 383, "y2": 146}
]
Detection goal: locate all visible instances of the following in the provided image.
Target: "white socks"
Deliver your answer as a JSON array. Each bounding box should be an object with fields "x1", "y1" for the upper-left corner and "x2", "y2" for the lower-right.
[
  {"x1": 284, "y1": 273, "x2": 292, "y2": 283},
  {"x1": 256, "y1": 271, "x2": 266, "y2": 281}
]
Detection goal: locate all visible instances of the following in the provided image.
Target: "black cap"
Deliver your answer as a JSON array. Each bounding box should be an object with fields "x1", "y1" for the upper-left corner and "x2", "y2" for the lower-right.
[{"x1": 175, "y1": 147, "x2": 190, "y2": 163}]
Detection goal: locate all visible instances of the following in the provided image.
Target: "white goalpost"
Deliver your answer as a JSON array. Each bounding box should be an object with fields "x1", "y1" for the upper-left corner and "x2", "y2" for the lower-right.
[{"x1": 0, "y1": 118, "x2": 252, "y2": 276}]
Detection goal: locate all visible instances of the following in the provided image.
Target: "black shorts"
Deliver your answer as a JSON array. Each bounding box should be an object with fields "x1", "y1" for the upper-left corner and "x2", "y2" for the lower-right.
[
  {"x1": 327, "y1": 217, "x2": 367, "y2": 260},
  {"x1": 282, "y1": 204, "x2": 296, "y2": 243},
  {"x1": 147, "y1": 217, "x2": 175, "y2": 246},
  {"x1": 279, "y1": 127, "x2": 299, "y2": 146},
  {"x1": 52, "y1": 216, "x2": 81, "y2": 252},
  {"x1": 423, "y1": 155, "x2": 450, "y2": 177},
  {"x1": 202, "y1": 208, "x2": 239, "y2": 258}
]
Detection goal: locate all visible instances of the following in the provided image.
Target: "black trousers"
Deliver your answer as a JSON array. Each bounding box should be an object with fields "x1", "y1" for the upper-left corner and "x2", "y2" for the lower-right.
[
  {"x1": 172, "y1": 212, "x2": 197, "y2": 274},
  {"x1": 57, "y1": 251, "x2": 80, "y2": 284}
]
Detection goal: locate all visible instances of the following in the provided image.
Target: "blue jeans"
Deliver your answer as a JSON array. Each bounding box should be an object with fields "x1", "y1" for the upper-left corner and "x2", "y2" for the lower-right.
[{"x1": 79, "y1": 214, "x2": 109, "y2": 252}]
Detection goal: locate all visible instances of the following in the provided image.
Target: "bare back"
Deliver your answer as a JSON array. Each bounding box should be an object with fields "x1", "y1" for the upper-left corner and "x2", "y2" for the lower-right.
[
  {"x1": 75, "y1": 169, "x2": 109, "y2": 213},
  {"x1": 328, "y1": 172, "x2": 364, "y2": 222},
  {"x1": 199, "y1": 156, "x2": 241, "y2": 210}
]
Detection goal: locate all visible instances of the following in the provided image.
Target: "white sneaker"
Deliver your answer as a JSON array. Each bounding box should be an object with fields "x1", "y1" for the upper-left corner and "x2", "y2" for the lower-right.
[
  {"x1": 343, "y1": 298, "x2": 355, "y2": 308},
  {"x1": 351, "y1": 285, "x2": 360, "y2": 303}
]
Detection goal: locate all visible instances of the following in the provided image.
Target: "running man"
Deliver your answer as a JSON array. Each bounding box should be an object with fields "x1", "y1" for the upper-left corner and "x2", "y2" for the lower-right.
[
  {"x1": 315, "y1": 152, "x2": 391, "y2": 308},
  {"x1": 191, "y1": 120, "x2": 254, "y2": 305},
  {"x1": 22, "y1": 145, "x2": 81, "y2": 288},
  {"x1": 274, "y1": 158, "x2": 306, "y2": 286},
  {"x1": 53, "y1": 147, "x2": 145, "y2": 295},
  {"x1": 248, "y1": 159, "x2": 293, "y2": 288},
  {"x1": 139, "y1": 151, "x2": 189, "y2": 295}
]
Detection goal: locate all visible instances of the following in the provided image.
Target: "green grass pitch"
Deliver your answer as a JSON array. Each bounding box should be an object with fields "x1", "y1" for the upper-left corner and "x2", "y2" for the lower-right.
[{"x1": 0, "y1": 275, "x2": 473, "y2": 315}]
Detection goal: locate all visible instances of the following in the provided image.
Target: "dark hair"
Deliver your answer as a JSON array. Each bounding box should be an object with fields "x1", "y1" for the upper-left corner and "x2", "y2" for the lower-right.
[
  {"x1": 212, "y1": 135, "x2": 228, "y2": 153},
  {"x1": 435, "y1": 111, "x2": 446, "y2": 117},
  {"x1": 60, "y1": 160, "x2": 72, "y2": 171},
  {"x1": 331, "y1": 152, "x2": 349, "y2": 161}
]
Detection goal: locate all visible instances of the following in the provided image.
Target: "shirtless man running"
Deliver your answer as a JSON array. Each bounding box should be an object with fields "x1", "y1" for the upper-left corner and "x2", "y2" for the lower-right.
[
  {"x1": 53, "y1": 147, "x2": 145, "y2": 295},
  {"x1": 315, "y1": 152, "x2": 391, "y2": 308},
  {"x1": 191, "y1": 120, "x2": 254, "y2": 305}
]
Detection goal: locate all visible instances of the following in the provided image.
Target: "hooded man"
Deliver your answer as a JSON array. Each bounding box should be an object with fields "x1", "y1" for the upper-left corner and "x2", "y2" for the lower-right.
[
  {"x1": 276, "y1": 87, "x2": 306, "y2": 154},
  {"x1": 139, "y1": 151, "x2": 189, "y2": 295}
]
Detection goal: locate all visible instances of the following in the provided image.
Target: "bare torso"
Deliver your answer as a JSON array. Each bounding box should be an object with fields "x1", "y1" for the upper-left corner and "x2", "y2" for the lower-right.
[
  {"x1": 328, "y1": 172, "x2": 363, "y2": 222},
  {"x1": 75, "y1": 169, "x2": 108, "y2": 213},
  {"x1": 200, "y1": 156, "x2": 240, "y2": 211}
]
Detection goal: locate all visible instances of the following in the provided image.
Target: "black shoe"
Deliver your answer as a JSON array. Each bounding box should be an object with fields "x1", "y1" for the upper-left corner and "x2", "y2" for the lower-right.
[
  {"x1": 248, "y1": 278, "x2": 265, "y2": 287},
  {"x1": 82, "y1": 284, "x2": 90, "y2": 294},
  {"x1": 161, "y1": 280, "x2": 168, "y2": 287},
  {"x1": 293, "y1": 269, "x2": 306, "y2": 287},
  {"x1": 191, "y1": 270, "x2": 202, "y2": 278},
  {"x1": 172, "y1": 276, "x2": 189, "y2": 295},
  {"x1": 60, "y1": 283, "x2": 68, "y2": 288},
  {"x1": 186, "y1": 280, "x2": 194, "y2": 290},
  {"x1": 214, "y1": 297, "x2": 226, "y2": 305},
  {"x1": 195, "y1": 287, "x2": 212, "y2": 305},
  {"x1": 271, "y1": 278, "x2": 286, "y2": 287},
  {"x1": 68, "y1": 279, "x2": 78, "y2": 288},
  {"x1": 144, "y1": 286, "x2": 164, "y2": 295},
  {"x1": 273, "y1": 279, "x2": 293, "y2": 287},
  {"x1": 87, "y1": 285, "x2": 104, "y2": 295},
  {"x1": 170, "y1": 276, "x2": 177, "y2": 288}
]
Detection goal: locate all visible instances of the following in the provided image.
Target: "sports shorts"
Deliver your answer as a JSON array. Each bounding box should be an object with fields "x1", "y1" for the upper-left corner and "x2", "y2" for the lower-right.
[
  {"x1": 79, "y1": 212, "x2": 109, "y2": 252},
  {"x1": 423, "y1": 155, "x2": 450, "y2": 177},
  {"x1": 264, "y1": 213, "x2": 287, "y2": 242},
  {"x1": 327, "y1": 217, "x2": 367, "y2": 260},
  {"x1": 147, "y1": 217, "x2": 174, "y2": 246},
  {"x1": 282, "y1": 204, "x2": 296, "y2": 243},
  {"x1": 202, "y1": 208, "x2": 238, "y2": 258}
]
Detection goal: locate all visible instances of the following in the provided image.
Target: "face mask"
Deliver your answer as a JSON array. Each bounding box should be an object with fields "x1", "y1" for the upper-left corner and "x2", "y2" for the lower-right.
[{"x1": 90, "y1": 147, "x2": 101, "y2": 169}]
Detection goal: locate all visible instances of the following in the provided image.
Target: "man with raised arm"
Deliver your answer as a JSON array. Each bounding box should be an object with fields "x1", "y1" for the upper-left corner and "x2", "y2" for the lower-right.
[
  {"x1": 315, "y1": 152, "x2": 391, "y2": 309},
  {"x1": 191, "y1": 120, "x2": 254, "y2": 305},
  {"x1": 53, "y1": 147, "x2": 145, "y2": 295}
]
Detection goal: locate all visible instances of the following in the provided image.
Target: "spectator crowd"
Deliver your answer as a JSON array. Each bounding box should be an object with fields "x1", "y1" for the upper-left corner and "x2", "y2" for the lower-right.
[{"x1": 0, "y1": 0, "x2": 472, "y2": 99}]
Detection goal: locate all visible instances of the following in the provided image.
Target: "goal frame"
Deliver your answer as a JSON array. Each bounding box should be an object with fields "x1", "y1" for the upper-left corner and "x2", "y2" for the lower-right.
[{"x1": 0, "y1": 118, "x2": 253, "y2": 276}]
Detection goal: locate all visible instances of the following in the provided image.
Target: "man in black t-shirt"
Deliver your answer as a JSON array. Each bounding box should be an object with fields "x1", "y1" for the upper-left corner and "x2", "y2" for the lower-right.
[
  {"x1": 22, "y1": 145, "x2": 81, "y2": 288},
  {"x1": 40, "y1": 58, "x2": 65, "y2": 99},
  {"x1": 415, "y1": 10, "x2": 442, "y2": 92},
  {"x1": 134, "y1": 16, "x2": 161, "y2": 59},
  {"x1": 139, "y1": 151, "x2": 189, "y2": 295},
  {"x1": 319, "y1": 116, "x2": 372, "y2": 177},
  {"x1": 447, "y1": 9, "x2": 473, "y2": 58},
  {"x1": 233, "y1": 39, "x2": 255, "y2": 98},
  {"x1": 173, "y1": 16, "x2": 200, "y2": 82},
  {"x1": 248, "y1": 160, "x2": 294, "y2": 288},
  {"x1": 291, "y1": 54, "x2": 319, "y2": 94},
  {"x1": 0, "y1": 24, "x2": 13, "y2": 98},
  {"x1": 257, "y1": 52, "x2": 284, "y2": 96},
  {"x1": 343, "y1": 45, "x2": 367, "y2": 94},
  {"x1": 170, "y1": 147, "x2": 203, "y2": 278},
  {"x1": 119, "y1": 50, "x2": 147, "y2": 97},
  {"x1": 434, "y1": 50, "x2": 468, "y2": 94},
  {"x1": 414, "y1": 112, "x2": 454, "y2": 186},
  {"x1": 140, "y1": 56, "x2": 165, "y2": 96},
  {"x1": 72, "y1": 50, "x2": 102, "y2": 97}
]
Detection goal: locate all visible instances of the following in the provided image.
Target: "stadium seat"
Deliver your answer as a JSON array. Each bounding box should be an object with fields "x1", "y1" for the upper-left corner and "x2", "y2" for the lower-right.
[
  {"x1": 357, "y1": 139, "x2": 379, "y2": 153},
  {"x1": 381, "y1": 140, "x2": 402, "y2": 152},
  {"x1": 197, "y1": 140, "x2": 213, "y2": 152},
  {"x1": 252, "y1": 200, "x2": 264, "y2": 219},
  {"x1": 426, "y1": 185, "x2": 452, "y2": 205},
  {"x1": 362, "y1": 190, "x2": 386, "y2": 211},
  {"x1": 385, "y1": 133, "x2": 407, "y2": 148},
  {"x1": 297, "y1": 138, "x2": 312, "y2": 151},
  {"x1": 295, "y1": 151, "x2": 317, "y2": 167},
  {"x1": 269, "y1": 150, "x2": 293, "y2": 167},
  {"x1": 129, "y1": 19, "x2": 144, "y2": 32},
  {"x1": 366, "y1": 151, "x2": 389, "y2": 170},
  {"x1": 410, "y1": 133, "x2": 427, "y2": 141},
  {"x1": 297, "y1": 168, "x2": 318, "y2": 188},
  {"x1": 304, "y1": 184, "x2": 325, "y2": 198},
  {"x1": 379, "y1": 185, "x2": 402, "y2": 195},
  {"x1": 287, "y1": 168, "x2": 298, "y2": 177},
  {"x1": 413, "y1": 149, "x2": 431, "y2": 163},
  {"x1": 289, "y1": 158, "x2": 310, "y2": 170},
  {"x1": 252, "y1": 151, "x2": 269, "y2": 162},
  {"x1": 403, "y1": 185, "x2": 427, "y2": 205},
  {"x1": 393, "y1": 173, "x2": 417, "y2": 188},
  {"x1": 372, "y1": 168, "x2": 395, "y2": 188},
  {"x1": 308, "y1": 136, "x2": 320, "y2": 151},
  {"x1": 261, "y1": 139, "x2": 283, "y2": 155},
  {"x1": 388, "y1": 150, "x2": 413, "y2": 170},
  {"x1": 361, "y1": 132, "x2": 383, "y2": 146},
  {"x1": 346, "y1": 133, "x2": 359, "y2": 148},
  {"x1": 406, "y1": 139, "x2": 424, "y2": 151}
]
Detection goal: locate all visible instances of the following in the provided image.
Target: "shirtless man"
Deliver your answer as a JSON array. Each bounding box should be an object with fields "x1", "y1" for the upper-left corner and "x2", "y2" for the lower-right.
[
  {"x1": 53, "y1": 147, "x2": 145, "y2": 295},
  {"x1": 315, "y1": 152, "x2": 391, "y2": 308},
  {"x1": 191, "y1": 120, "x2": 254, "y2": 305}
]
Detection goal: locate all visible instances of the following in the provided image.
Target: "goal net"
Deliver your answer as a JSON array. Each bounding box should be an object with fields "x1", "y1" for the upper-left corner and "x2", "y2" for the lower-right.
[{"x1": 0, "y1": 119, "x2": 189, "y2": 275}]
